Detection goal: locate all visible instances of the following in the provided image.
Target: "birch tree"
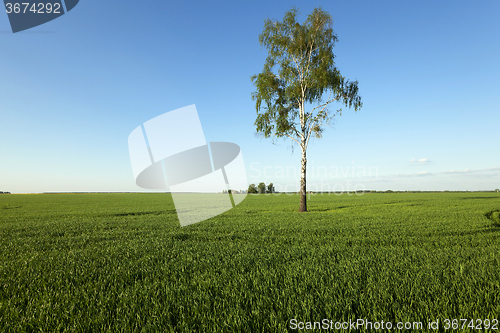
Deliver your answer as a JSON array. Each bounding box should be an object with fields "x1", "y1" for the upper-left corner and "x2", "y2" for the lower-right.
[{"x1": 251, "y1": 7, "x2": 362, "y2": 212}]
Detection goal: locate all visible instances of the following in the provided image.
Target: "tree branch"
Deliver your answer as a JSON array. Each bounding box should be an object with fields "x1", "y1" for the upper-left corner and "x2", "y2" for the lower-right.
[
  {"x1": 285, "y1": 133, "x2": 300, "y2": 146},
  {"x1": 306, "y1": 95, "x2": 338, "y2": 119}
]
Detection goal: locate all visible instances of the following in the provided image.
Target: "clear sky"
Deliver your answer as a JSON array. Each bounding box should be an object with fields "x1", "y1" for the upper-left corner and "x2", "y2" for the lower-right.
[{"x1": 1, "y1": 0, "x2": 499, "y2": 193}]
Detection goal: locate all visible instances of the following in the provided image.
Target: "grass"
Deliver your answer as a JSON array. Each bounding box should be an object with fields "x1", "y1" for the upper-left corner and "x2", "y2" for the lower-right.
[{"x1": 0, "y1": 192, "x2": 499, "y2": 332}]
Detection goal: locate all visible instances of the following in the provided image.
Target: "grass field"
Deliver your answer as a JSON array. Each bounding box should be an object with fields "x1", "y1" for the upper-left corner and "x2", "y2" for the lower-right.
[{"x1": 1, "y1": 192, "x2": 499, "y2": 332}]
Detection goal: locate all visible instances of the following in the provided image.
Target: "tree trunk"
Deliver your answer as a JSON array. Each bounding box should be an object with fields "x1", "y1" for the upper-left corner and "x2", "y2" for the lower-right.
[{"x1": 299, "y1": 146, "x2": 307, "y2": 212}]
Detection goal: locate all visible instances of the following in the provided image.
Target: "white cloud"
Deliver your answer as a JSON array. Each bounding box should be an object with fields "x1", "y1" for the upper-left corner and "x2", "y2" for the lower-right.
[
  {"x1": 410, "y1": 158, "x2": 430, "y2": 163},
  {"x1": 330, "y1": 167, "x2": 500, "y2": 191},
  {"x1": 361, "y1": 167, "x2": 500, "y2": 182}
]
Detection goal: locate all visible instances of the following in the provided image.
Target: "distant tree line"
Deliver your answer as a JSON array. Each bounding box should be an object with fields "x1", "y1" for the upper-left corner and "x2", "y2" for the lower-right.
[
  {"x1": 221, "y1": 189, "x2": 246, "y2": 194},
  {"x1": 367, "y1": 190, "x2": 500, "y2": 193},
  {"x1": 224, "y1": 188, "x2": 499, "y2": 195},
  {"x1": 247, "y1": 182, "x2": 275, "y2": 194},
  {"x1": 0, "y1": 191, "x2": 11, "y2": 194}
]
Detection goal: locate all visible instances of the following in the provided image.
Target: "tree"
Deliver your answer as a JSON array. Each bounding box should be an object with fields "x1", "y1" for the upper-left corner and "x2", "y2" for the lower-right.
[
  {"x1": 251, "y1": 7, "x2": 362, "y2": 212},
  {"x1": 247, "y1": 184, "x2": 258, "y2": 194},
  {"x1": 267, "y1": 183, "x2": 275, "y2": 193},
  {"x1": 257, "y1": 182, "x2": 267, "y2": 194}
]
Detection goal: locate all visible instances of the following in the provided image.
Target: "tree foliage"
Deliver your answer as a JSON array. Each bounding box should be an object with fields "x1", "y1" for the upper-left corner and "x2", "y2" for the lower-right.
[{"x1": 251, "y1": 6, "x2": 362, "y2": 147}]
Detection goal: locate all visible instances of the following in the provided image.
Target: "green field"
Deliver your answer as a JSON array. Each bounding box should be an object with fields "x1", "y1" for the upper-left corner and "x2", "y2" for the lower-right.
[{"x1": 1, "y1": 192, "x2": 499, "y2": 332}]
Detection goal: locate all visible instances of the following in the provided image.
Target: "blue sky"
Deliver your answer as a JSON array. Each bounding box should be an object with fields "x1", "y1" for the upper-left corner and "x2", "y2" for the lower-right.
[{"x1": 1, "y1": 0, "x2": 499, "y2": 193}]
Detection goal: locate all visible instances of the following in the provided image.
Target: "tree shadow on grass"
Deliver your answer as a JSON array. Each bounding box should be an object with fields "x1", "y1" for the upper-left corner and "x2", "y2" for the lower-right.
[
  {"x1": 311, "y1": 206, "x2": 349, "y2": 212},
  {"x1": 111, "y1": 210, "x2": 176, "y2": 217}
]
